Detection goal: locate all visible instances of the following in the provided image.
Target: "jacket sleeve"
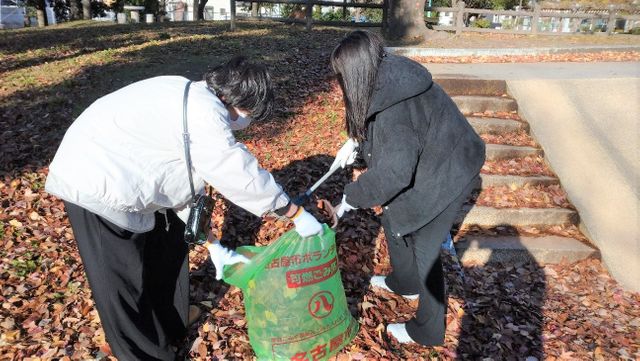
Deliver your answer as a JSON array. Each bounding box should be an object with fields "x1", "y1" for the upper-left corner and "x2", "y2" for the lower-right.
[
  {"x1": 344, "y1": 112, "x2": 421, "y2": 209},
  {"x1": 189, "y1": 116, "x2": 290, "y2": 217}
]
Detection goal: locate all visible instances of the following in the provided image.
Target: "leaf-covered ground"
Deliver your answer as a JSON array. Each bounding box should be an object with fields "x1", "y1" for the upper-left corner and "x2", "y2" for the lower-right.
[{"x1": 1, "y1": 21, "x2": 639, "y2": 360}]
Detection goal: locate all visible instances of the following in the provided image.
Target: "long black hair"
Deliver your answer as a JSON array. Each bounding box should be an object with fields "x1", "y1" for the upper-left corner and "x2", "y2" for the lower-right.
[
  {"x1": 204, "y1": 56, "x2": 274, "y2": 122},
  {"x1": 330, "y1": 30, "x2": 385, "y2": 142}
]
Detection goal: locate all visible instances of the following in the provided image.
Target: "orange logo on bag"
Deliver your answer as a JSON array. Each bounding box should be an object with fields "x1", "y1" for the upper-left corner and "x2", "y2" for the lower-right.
[{"x1": 308, "y1": 291, "x2": 335, "y2": 319}]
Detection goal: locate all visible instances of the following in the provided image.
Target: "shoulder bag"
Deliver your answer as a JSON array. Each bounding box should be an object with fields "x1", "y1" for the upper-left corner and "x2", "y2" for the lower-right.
[{"x1": 182, "y1": 81, "x2": 215, "y2": 245}]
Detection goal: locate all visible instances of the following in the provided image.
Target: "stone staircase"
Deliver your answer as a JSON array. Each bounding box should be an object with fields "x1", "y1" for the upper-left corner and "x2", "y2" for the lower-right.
[{"x1": 435, "y1": 77, "x2": 600, "y2": 265}]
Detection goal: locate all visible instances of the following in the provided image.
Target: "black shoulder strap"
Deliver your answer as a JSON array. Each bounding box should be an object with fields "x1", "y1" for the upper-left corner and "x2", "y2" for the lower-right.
[{"x1": 182, "y1": 81, "x2": 196, "y2": 203}]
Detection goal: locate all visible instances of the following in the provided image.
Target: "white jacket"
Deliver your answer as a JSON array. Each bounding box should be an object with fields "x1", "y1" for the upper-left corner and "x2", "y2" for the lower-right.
[{"x1": 45, "y1": 76, "x2": 289, "y2": 232}]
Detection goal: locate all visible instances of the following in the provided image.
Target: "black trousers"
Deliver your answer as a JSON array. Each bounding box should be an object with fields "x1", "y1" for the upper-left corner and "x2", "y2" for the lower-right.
[
  {"x1": 64, "y1": 202, "x2": 189, "y2": 361},
  {"x1": 384, "y1": 180, "x2": 474, "y2": 346}
]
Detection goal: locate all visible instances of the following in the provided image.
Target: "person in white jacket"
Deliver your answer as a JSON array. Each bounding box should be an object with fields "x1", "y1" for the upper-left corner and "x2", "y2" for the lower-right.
[{"x1": 45, "y1": 57, "x2": 323, "y2": 360}]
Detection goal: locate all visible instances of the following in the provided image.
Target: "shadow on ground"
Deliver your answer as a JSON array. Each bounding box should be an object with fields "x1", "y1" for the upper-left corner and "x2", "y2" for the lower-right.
[{"x1": 452, "y1": 225, "x2": 546, "y2": 358}]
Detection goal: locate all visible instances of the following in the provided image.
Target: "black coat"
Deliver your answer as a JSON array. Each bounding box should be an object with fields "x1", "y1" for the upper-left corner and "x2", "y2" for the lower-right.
[{"x1": 344, "y1": 55, "x2": 486, "y2": 237}]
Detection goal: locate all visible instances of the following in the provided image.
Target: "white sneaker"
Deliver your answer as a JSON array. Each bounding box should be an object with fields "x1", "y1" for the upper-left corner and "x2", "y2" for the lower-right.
[
  {"x1": 387, "y1": 323, "x2": 415, "y2": 344},
  {"x1": 369, "y1": 276, "x2": 419, "y2": 300}
]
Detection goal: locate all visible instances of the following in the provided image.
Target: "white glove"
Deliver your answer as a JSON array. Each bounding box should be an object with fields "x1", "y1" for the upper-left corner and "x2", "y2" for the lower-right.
[
  {"x1": 332, "y1": 138, "x2": 359, "y2": 169},
  {"x1": 206, "y1": 239, "x2": 250, "y2": 280},
  {"x1": 336, "y1": 194, "x2": 357, "y2": 218},
  {"x1": 292, "y1": 207, "x2": 323, "y2": 238}
]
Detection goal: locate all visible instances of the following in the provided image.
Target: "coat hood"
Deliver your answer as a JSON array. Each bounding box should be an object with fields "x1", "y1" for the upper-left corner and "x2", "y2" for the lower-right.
[{"x1": 367, "y1": 54, "x2": 433, "y2": 118}]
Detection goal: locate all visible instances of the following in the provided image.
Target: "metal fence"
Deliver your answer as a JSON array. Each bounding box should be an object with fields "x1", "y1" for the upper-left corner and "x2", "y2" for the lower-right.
[{"x1": 434, "y1": 2, "x2": 640, "y2": 35}]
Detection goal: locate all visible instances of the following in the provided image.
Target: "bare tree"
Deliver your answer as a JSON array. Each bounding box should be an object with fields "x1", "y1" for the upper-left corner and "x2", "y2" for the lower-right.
[
  {"x1": 32, "y1": 0, "x2": 49, "y2": 26},
  {"x1": 196, "y1": 0, "x2": 208, "y2": 19},
  {"x1": 192, "y1": 0, "x2": 199, "y2": 19},
  {"x1": 82, "y1": 0, "x2": 90, "y2": 19},
  {"x1": 69, "y1": 0, "x2": 81, "y2": 19}
]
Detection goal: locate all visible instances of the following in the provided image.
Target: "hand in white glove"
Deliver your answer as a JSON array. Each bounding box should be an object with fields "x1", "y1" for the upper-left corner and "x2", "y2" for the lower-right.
[
  {"x1": 332, "y1": 138, "x2": 359, "y2": 169},
  {"x1": 291, "y1": 207, "x2": 323, "y2": 238},
  {"x1": 335, "y1": 194, "x2": 357, "y2": 218},
  {"x1": 205, "y1": 237, "x2": 250, "y2": 280}
]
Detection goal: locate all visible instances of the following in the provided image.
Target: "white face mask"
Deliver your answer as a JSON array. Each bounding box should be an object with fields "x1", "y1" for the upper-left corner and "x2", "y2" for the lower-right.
[{"x1": 229, "y1": 109, "x2": 252, "y2": 131}]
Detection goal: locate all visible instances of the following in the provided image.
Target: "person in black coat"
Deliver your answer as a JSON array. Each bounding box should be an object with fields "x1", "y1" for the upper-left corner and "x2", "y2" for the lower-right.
[{"x1": 331, "y1": 31, "x2": 486, "y2": 346}]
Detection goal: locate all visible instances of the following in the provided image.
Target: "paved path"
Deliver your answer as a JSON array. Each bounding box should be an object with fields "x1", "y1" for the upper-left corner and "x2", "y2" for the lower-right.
[
  {"x1": 428, "y1": 61, "x2": 640, "y2": 292},
  {"x1": 425, "y1": 61, "x2": 639, "y2": 79},
  {"x1": 387, "y1": 45, "x2": 640, "y2": 57}
]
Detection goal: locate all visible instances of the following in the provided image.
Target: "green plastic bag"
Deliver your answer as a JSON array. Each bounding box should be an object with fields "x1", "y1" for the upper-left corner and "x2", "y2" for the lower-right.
[{"x1": 223, "y1": 224, "x2": 359, "y2": 361}]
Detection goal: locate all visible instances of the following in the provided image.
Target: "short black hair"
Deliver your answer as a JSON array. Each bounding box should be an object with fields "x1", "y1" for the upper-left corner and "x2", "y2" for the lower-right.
[{"x1": 204, "y1": 56, "x2": 274, "y2": 122}]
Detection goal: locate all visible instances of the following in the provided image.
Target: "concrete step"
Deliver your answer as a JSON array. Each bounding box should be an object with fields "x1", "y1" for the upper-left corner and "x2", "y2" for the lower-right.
[
  {"x1": 457, "y1": 205, "x2": 579, "y2": 227},
  {"x1": 468, "y1": 116, "x2": 529, "y2": 134},
  {"x1": 455, "y1": 235, "x2": 600, "y2": 265},
  {"x1": 453, "y1": 95, "x2": 518, "y2": 114},
  {"x1": 435, "y1": 78, "x2": 507, "y2": 96},
  {"x1": 485, "y1": 143, "x2": 543, "y2": 161},
  {"x1": 475, "y1": 174, "x2": 559, "y2": 189}
]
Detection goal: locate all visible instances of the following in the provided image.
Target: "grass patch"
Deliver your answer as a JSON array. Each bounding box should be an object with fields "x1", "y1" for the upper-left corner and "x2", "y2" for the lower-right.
[{"x1": 11, "y1": 252, "x2": 40, "y2": 277}]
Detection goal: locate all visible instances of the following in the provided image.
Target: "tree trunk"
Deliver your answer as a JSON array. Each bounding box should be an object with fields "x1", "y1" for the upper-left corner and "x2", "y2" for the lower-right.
[
  {"x1": 174, "y1": 1, "x2": 185, "y2": 20},
  {"x1": 82, "y1": 0, "x2": 91, "y2": 19},
  {"x1": 36, "y1": 9, "x2": 47, "y2": 26},
  {"x1": 251, "y1": 2, "x2": 258, "y2": 17},
  {"x1": 35, "y1": 0, "x2": 48, "y2": 27},
  {"x1": 159, "y1": 0, "x2": 167, "y2": 20},
  {"x1": 69, "y1": 0, "x2": 81, "y2": 20},
  {"x1": 197, "y1": 0, "x2": 207, "y2": 19},
  {"x1": 192, "y1": 0, "x2": 198, "y2": 20},
  {"x1": 383, "y1": 0, "x2": 430, "y2": 43}
]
